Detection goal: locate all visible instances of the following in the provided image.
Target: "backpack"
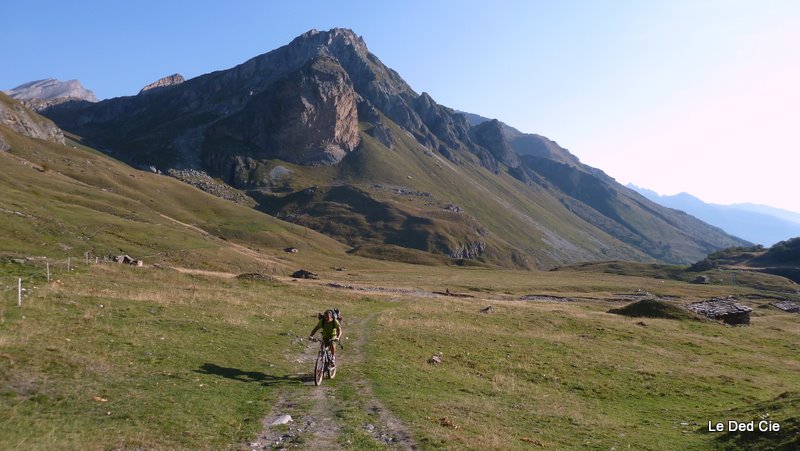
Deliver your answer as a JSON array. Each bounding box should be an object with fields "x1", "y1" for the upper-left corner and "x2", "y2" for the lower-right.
[{"x1": 318, "y1": 308, "x2": 343, "y2": 322}]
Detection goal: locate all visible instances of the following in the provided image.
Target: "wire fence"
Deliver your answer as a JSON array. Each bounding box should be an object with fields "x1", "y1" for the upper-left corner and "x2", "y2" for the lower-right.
[{"x1": 1, "y1": 255, "x2": 89, "y2": 307}]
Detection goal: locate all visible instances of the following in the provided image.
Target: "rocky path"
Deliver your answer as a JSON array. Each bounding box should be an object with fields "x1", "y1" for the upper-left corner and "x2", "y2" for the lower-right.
[
  {"x1": 244, "y1": 313, "x2": 416, "y2": 450},
  {"x1": 346, "y1": 314, "x2": 416, "y2": 449}
]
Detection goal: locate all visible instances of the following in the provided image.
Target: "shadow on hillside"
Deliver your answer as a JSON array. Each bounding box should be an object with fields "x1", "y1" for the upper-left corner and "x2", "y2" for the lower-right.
[
  {"x1": 195, "y1": 363, "x2": 313, "y2": 385},
  {"x1": 709, "y1": 391, "x2": 800, "y2": 451}
]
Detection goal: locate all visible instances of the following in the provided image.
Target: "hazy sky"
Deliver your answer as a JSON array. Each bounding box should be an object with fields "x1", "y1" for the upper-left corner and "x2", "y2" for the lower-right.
[{"x1": 2, "y1": 1, "x2": 798, "y2": 212}]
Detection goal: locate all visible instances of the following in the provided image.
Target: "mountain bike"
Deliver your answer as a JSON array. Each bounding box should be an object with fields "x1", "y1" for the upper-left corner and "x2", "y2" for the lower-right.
[{"x1": 310, "y1": 337, "x2": 339, "y2": 385}]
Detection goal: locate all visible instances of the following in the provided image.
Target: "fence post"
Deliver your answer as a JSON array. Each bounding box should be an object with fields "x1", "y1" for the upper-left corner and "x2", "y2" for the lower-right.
[
  {"x1": 18, "y1": 278, "x2": 22, "y2": 307},
  {"x1": 47, "y1": 262, "x2": 50, "y2": 282},
  {"x1": 67, "y1": 257, "x2": 71, "y2": 272}
]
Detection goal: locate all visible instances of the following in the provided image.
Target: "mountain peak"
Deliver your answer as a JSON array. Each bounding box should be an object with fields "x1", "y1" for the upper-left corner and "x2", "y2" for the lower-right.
[
  {"x1": 3, "y1": 78, "x2": 98, "y2": 112},
  {"x1": 289, "y1": 27, "x2": 369, "y2": 59},
  {"x1": 139, "y1": 73, "x2": 185, "y2": 94},
  {"x1": 4, "y1": 78, "x2": 97, "y2": 102}
]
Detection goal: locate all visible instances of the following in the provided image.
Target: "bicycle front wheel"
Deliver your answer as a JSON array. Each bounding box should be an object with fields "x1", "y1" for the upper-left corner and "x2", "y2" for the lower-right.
[{"x1": 314, "y1": 354, "x2": 325, "y2": 386}]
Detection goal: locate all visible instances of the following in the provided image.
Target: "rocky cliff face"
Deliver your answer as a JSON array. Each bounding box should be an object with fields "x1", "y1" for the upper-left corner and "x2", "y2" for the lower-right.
[
  {"x1": 139, "y1": 74, "x2": 185, "y2": 94},
  {"x1": 460, "y1": 111, "x2": 580, "y2": 167},
  {"x1": 0, "y1": 93, "x2": 65, "y2": 145},
  {"x1": 207, "y1": 56, "x2": 360, "y2": 166},
  {"x1": 4, "y1": 78, "x2": 98, "y2": 111},
  {"x1": 41, "y1": 28, "x2": 497, "y2": 172},
  {"x1": 470, "y1": 119, "x2": 520, "y2": 169}
]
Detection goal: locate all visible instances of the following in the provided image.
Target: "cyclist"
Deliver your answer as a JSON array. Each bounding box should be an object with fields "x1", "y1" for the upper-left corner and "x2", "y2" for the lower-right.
[{"x1": 309, "y1": 310, "x2": 342, "y2": 367}]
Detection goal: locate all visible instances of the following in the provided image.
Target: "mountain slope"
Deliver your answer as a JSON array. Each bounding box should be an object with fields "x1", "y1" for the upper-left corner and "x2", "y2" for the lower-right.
[
  {"x1": 630, "y1": 185, "x2": 800, "y2": 246},
  {"x1": 40, "y1": 28, "x2": 747, "y2": 266},
  {"x1": 0, "y1": 95, "x2": 347, "y2": 271}
]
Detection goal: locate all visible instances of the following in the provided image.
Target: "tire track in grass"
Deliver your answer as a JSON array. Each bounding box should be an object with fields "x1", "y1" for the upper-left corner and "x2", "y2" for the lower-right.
[
  {"x1": 340, "y1": 312, "x2": 417, "y2": 450},
  {"x1": 245, "y1": 307, "x2": 417, "y2": 450},
  {"x1": 244, "y1": 341, "x2": 342, "y2": 450}
]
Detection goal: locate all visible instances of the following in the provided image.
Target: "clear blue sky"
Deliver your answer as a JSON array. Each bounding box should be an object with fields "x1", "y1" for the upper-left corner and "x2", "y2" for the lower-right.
[{"x1": 3, "y1": 0, "x2": 799, "y2": 212}]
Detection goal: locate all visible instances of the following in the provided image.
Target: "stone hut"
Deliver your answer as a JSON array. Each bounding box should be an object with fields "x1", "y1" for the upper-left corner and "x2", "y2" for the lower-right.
[
  {"x1": 291, "y1": 269, "x2": 318, "y2": 279},
  {"x1": 684, "y1": 297, "x2": 752, "y2": 325},
  {"x1": 772, "y1": 301, "x2": 800, "y2": 313},
  {"x1": 113, "y1": 255, "x2": 143, "y2": 266}
]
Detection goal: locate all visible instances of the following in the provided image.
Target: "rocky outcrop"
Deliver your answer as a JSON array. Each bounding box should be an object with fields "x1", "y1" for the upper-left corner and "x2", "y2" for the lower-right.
[
  {"x1": 448, "y1": 240, "x2": 486, "y2": 259},
  {"x1": 139, "y1": 74, "x2": 185, "y2": 94},
  {"x1": 458, "y1": 110, "x2": 581, "y2": 167},
  {"x1": 357, "y1": 100, "x2": 393, "y2": 148},
  {"x1": 207, "y1": 56, "x2": 360, "y2": 165},
  {"x1": 166, "y1": 169, "x2": 253, "y2": 205},
  {"x1": 0, "y1": 93, "x2": 65, "y2": 144},
  {"x1": 470, "y1": 119, "x2": 520, "y2": 169}
]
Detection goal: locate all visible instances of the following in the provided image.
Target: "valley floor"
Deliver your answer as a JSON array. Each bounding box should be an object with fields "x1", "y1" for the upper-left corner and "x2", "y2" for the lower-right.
[{"x1": 1, "y1": 257, "x2": 799, "y2": 450}]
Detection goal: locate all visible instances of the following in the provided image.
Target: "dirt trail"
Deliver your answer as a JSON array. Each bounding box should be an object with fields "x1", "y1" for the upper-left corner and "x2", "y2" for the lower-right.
[
  {"x1": 170, "y1": 267, "x2": 238, "y2": 278},
  {"x1": 348, "y1": 314, "x2": 417, "y2": 449},
  {"x1": 157, "y1": 213, "x2": 292, "y2": 271},
  {"x1": 245, "y1": 314, "x2": 416, "y2": 450},
  {"x1": 244, "y1": 341, "x2": 345, "y2": 450}
]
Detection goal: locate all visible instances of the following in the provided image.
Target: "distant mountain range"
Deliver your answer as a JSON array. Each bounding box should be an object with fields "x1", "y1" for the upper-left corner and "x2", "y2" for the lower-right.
[
  {"x1": 629, "y1": 185, "x2": 800, "y2": 246},
  {"x1": 4, "y1": 28, "x2": 749, "y2": 267}
]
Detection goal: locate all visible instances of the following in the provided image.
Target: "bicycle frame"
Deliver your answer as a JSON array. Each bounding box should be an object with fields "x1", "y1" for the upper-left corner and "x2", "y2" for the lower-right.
[{"x1": 312, "y1": 337, "x2": 337, "y2": 385}]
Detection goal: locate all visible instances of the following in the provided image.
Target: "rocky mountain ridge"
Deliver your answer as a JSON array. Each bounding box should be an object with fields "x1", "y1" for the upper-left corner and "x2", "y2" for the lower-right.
[
  {"x1": 139, "y1": 73, "x2": 185, "y2": 94},
  {"x1": 39, "y1": 28, "x2": 748, "y2": 266},
  {"x1": 4, "y1": 78, "x2": 98, "y2": 111}
]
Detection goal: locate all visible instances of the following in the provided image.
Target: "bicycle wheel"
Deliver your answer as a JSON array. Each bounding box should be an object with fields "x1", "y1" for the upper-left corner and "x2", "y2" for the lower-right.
[
  {"x1": 328, "y1": 345, "x2": 338, "y2": 379},
  {"x1": 314, "y1": 354, "x2": 325, "y2": 386}
]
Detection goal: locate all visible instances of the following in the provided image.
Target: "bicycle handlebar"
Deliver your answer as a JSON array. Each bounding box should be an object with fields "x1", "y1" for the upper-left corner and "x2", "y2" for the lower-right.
[{"x1": 308, "y1": 336, "x2": 342, "y2": 349}]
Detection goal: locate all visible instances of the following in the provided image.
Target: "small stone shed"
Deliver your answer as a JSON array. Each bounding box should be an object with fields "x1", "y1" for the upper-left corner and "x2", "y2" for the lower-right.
[
  {"x1": 291, "y1": 269, "x2": 318, "y2": 279},
  {"x1": 684, "y1": 297, "x2": 752, "y2": 325},
  {"x1": 772, "y1": 300, "x2": 800, "y2": 313},
  {"x1": 114, "y1": 254, "x2": 143, "y2": 266}
]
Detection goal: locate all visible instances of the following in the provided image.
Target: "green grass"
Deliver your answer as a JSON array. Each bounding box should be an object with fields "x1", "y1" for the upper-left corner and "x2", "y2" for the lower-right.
[
  {"x1": 363, "y1": 296, "x2": 800, "y2": 449},
  {"x1": 0, "y1": 263, "x2": 394, "y2": 449},
  {"x1": 555, "y1": 260, "x2": 800, "y2": 294},
  {"x1": 713, "y1": 391, "x2": 800, "y2": 450},
  {"x1": 2, "y1": 246, "x2": 799, "y2": 449},
  {"x1": 0, "y1": 128, "x2": 351, "y2": 271},
  {"x1": 243, "y1": 120, "x2": 657, "y2": 268}
]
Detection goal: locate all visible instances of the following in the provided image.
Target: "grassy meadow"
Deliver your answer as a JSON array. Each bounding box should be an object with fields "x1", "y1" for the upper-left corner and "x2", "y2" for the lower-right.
[{"x1": 2, "y1": 256, "x2": 798, "y2": 450}]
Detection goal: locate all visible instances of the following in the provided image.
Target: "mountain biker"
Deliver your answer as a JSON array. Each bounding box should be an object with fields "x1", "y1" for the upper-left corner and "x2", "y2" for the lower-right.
[{"x1": 309, "y1": 310, "x2": 342, "y2": 367}]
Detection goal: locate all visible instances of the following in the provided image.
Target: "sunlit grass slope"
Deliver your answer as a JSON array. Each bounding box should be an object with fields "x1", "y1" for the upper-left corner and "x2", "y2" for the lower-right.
[
  {"x1": 365, "y1": 294, "x2": 800, "y2": 449},
  {"x1": 0, "y1": 126, "x2": 348, "y2": 272},
  {"x1": 2, "y1": 258, "x2": 798, "y2": 450}
]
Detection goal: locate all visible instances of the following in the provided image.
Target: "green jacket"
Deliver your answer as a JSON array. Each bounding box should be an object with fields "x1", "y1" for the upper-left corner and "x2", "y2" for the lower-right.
[{"x1": 316, "y1": 318, "x2": 341, "y2": 340}]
